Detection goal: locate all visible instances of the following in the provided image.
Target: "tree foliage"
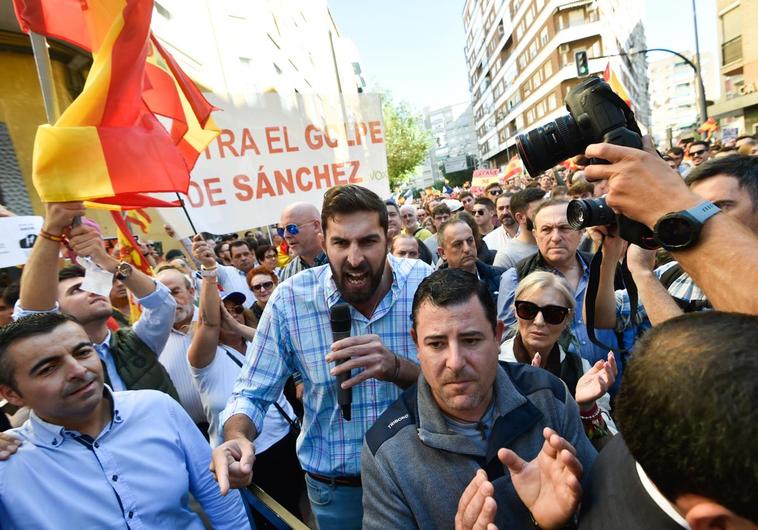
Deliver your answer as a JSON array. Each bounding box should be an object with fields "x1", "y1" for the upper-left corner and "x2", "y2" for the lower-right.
[{"x1": 381, "y1": 92, "x2": 431, "y2": 190}]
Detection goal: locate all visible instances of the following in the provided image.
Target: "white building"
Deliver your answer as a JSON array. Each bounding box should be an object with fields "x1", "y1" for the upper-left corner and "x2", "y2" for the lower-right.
[
  {"x1": 463, "y1": 0, "x2": 651, "y2": 170},
  {"x1": 648, "y1": 51, "x2": 717, "y2": 146},
  {"x1": 419, "y1": 102, "x2": 480, "y2": 186},
  {"x1": 150, "y1": 0, "x2": 365, "y2": 103}
]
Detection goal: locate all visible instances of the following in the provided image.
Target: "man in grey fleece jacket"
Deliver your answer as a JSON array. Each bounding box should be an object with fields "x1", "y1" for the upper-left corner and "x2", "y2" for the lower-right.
[{"x1": 362, "y1": 269, "x2": 596, "y2": 529}]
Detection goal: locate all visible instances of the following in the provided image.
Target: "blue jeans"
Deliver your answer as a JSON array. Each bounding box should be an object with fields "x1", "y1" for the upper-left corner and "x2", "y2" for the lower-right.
[{"x1": 304, "y1": 474, "x2": 363, "y2": 530}]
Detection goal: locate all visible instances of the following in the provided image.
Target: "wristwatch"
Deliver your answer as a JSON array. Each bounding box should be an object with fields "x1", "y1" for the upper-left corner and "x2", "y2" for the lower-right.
[
  {"x1": 114, "y1": 261, "x2": 133, "y2": 281},
  {"x1": 653, "y1": 200, "x2": 720, "y2": 251}
]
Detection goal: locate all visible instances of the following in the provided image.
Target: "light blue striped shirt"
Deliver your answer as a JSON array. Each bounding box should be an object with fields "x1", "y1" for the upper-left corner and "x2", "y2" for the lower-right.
[
  {"x1": 220, "y1": 254, "x2": 432, "y2": 476},
  {"x1": 0, "y1": 389, "x2": 247, "y2": 529}
]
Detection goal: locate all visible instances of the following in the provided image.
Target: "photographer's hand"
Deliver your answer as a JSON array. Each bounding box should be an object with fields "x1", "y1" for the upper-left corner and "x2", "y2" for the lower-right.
[{"x1": 584, "y1": 137, "x2": 700, "y2": 229}]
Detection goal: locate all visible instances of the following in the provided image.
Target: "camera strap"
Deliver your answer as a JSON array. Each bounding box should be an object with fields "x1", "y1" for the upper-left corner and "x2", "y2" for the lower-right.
[{"x1": 585, "y1": 240, "x2": 637, "y2": 354}]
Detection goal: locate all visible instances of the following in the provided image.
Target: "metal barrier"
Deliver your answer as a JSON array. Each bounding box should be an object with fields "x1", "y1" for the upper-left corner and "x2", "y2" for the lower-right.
[{"x1": 241, "y1": 484, "x2": 310, "y2": 530}]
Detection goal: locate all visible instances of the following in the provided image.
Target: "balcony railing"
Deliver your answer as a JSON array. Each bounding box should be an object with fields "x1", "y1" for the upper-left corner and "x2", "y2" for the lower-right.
[{"x1": 722, "y1": 36, "x2": 742, "y2": 65}]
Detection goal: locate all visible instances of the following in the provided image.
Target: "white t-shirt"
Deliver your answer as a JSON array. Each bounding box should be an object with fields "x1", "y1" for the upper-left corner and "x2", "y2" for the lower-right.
[
  {"x1": 189, "y1": 344, "x2": 294, "y2": 452},
  {"x1": 493, "y1": 239, "x2": 538, "y2": 269},
  {"x1": 483, "y1": 226, "x2": 516, "y2": 252}
]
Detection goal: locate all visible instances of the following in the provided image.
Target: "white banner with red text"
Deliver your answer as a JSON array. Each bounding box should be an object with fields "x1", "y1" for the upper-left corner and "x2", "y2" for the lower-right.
[{"x1": 156, "y1": 92, "x2": 389, "y2": 236}]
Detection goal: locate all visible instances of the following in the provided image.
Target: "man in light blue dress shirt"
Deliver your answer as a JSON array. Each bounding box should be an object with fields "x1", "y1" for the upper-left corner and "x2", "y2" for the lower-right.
[
  {"x1": 211, "y1": 186, "x2": 432, "y2": 530},
  {"x1": 0, "y1": 312, "x2": 248, "y2": 529}
]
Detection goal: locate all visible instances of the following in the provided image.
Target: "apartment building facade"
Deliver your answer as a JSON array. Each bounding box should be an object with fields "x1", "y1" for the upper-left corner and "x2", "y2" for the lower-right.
[
  {"x1": 463, "y1": 0, "x2": 650, "y2": 170},
  {"x1": 708, "y1": 0, "x2": 758, "y2": 137}
]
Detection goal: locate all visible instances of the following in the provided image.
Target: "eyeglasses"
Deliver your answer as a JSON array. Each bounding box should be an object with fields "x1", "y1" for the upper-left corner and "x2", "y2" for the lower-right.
[
  {"x1": 488, "y1": 189, "x2": 502, "y2": 196},
  {"x1": 689, "y1": 149, "x2": 707, "y2": 157},
  {"x1": 276, "y1": 221, "x2": 314, "y2": 237},
  {"x1": 473, "y1": 209, "x2": 488, "y2": 216},
  {"x1": 514, "y1": 300, "x2": 570, "y2": 325},
  {"x1": 225, "y1": 304, "x2": 244, "y2": 315},
  {"x1": 251, "y1": 281, "x2": 274, "y2": 292}
]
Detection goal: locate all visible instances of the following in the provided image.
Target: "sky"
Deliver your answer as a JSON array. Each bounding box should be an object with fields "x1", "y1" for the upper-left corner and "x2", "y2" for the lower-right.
[{"x1": 327, "y1": 0, "x2": 720, "y2": 111}]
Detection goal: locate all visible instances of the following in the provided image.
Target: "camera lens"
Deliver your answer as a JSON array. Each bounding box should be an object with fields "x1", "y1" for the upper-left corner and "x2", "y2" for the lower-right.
[
  {"x1": 567, "y1": 198, "x2": 616, "y2": 229},
  {"x1": 515, "y1": 115, "x2": 585, "y2": 177}
]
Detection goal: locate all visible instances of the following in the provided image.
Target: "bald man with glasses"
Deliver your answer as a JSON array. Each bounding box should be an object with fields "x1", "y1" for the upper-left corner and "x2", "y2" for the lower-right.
[{"x1": 278, "y1": 202, "x2": 329, "y2": 282}]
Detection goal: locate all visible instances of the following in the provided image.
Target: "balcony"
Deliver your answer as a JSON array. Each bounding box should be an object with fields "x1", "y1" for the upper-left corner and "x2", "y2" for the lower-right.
[{"x1": 722, "y1": 36, "x2": 742, "y2": 66}]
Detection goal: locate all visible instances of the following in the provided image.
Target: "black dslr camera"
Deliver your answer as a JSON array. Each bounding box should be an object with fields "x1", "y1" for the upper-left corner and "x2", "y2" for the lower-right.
[{"x1": 516, "y1": 77, "x2": 657, "y2": 249}]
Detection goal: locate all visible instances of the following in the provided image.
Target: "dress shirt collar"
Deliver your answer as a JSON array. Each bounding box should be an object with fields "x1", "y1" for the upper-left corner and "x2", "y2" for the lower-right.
[
  {"x1": 95, "y1": 330, "x2": 113, "y2": 350},
  {"x1": 24, "y1": 386, "x2": 125, "y2": 449}
]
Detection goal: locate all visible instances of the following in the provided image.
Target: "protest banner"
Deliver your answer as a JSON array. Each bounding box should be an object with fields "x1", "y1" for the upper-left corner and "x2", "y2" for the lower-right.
[
  {"x1": 0, "y1": 216, "x2": 44, "y2": 268},
  {"x1": 472, "y1": 168, "x2": 502, "y2": 188},
  {"x1": 157, "y1": 92, "x2": 390, "y2": 234}
]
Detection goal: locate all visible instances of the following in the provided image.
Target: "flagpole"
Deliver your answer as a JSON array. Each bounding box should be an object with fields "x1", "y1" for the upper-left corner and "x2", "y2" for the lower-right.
[
  {"x1": 28, "y1": 32, "x2": 60, "y2": 123},
  {"x1": 175, "y1": 193, "x2": 199, "y2": 235}
]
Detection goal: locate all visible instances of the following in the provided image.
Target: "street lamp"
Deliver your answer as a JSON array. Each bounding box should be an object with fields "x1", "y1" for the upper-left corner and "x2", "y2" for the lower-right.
[{"x1": 593, "y1": 48, "x2": 708, "y2": 125}]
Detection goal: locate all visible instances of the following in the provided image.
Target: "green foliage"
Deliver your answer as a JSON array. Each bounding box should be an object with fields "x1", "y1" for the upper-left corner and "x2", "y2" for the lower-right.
[{"x1": 381, "y1": 92, "x2": 432, "y2": 189}]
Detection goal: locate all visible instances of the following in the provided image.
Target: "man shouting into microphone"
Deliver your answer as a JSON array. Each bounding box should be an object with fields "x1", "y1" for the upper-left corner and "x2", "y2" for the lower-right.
[{"x1": 210, "y1": 185, "x2": 432, "y2": 529}]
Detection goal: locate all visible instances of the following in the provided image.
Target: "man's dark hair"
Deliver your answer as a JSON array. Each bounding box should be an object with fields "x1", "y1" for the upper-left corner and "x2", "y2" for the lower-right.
[
  {"x1": 688, "y1": 140, "x2": 709, "y2": 152},
  {"x1": 667, "y1": 146, "x2": 684, "y2": 157},
  {"x1": 0, "y1": 312, "x2": 81, "y2": 391},
  {"x1": 458, "y1": 191, "x2": 473, "y2": 201},
  {"x1": 214, "y1": 241, "x2": 228, "y2": 257},
  {"x1": 255, "y1": 244, "x2": 274, "y2": 263},
  {"x1": 616, "y1": 312, "x2": 758, "y2": 521},
  {"x1": 411, "y1": 269, "x2": 497, "y2": 334},
  {"x1": 322, "y1": 185, "x2": 388, "y2": 235},
  {"x1": 165, "y1": 249, "x2": 185, "y2": 262},
  {"x1": 474, "y1": 197, "x2": 496, "y2": 212},
  {"x1": 58, "y1": 264, "x2": 86, "y2": 282},
  {"x1": 384, "y1": 199, "x2": 400, "y2": 216},
  {"x1": 685, "y1": 154, "x2": 758, "y2": 210},
  {"x1": 228, "y1": 240, "x2": 253, "y2": 256},
  {"x1": 2, "y1": 282, "x2": 20, "y2": 307},
  {"x1": 431, "y1": 203, "x2": 451, "y2": 217}
]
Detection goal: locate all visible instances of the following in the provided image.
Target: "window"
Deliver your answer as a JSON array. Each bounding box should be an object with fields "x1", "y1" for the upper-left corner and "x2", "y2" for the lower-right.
[
  {"x1": 547, "y1": 93, "x2": 557, "y2": 110},
  {"x1": 526, "y1": 108, "x2": 535, "y2": 123},
  {"x1": 721, "y1": 7, "x2": 742, "y2": 64},
  {"x1": 536, "y1": 101, "x2": 546, "y2": 117},
  {"x1": 543, "y1": 60, "x2": 553, "y2": 78},
  {"x1": 529, "y1": 41, "x2": 538, "y2": 59},
  {"x1": 518, "y1": 54, "x2": 527, "y2": 69},
  {"x1": 540, "y1": 27, "x2": 549, "y2": 46},
  {"x1": 568, "y1": 8, "x2": 584, "y2": 27}
]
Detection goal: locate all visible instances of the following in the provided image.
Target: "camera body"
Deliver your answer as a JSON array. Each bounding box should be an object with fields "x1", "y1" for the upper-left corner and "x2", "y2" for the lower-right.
[{"x1": 516, "y1": 77, "x2": 657, "y2": 249}]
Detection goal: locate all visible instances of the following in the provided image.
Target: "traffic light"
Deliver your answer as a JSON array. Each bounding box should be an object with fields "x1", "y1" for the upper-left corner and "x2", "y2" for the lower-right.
[{"x1": 575, "y1": 51, "x2": 589, "y2": 77}]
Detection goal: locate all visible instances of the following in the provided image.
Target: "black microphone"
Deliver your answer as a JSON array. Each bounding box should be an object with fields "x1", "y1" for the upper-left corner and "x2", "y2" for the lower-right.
[{"x1": 329, "y1": 303, "x2": 352, "y2": 421}]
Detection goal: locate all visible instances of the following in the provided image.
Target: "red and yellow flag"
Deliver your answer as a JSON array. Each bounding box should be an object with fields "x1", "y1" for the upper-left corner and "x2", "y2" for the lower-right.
[
  {"x1": 12, "y1": 0, "x2": 218, "y2": 209},
  {"x1": 603, "y1": 62, "x2": 632, "y2": 109},
  {"x1": 111, "y1": 210, "x2": 152, "y2": 321}
]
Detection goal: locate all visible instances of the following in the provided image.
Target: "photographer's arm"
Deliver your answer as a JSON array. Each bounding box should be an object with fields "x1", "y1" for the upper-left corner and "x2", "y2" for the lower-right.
[
  {"x1": 585, "y1": 142, "x2": 758, "y2": 314},
  {"x1": 583, "y1": 228, "x2": 625, "y2": 329},
  {"x1": 626, "y1": 246, "x2": 683, "y2": 325}
]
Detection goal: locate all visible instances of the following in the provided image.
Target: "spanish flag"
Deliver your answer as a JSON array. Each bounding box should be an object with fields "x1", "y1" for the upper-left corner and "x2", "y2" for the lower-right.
[
  {"x1": 111, "y1": 209, "x2": 153, "y2": 321},
  {"x1": 12, "y1": 0, "x2": 218, "y2": 209},
  {"x1": 603, "y1": 62, "x2": 632, "y2": 109}
]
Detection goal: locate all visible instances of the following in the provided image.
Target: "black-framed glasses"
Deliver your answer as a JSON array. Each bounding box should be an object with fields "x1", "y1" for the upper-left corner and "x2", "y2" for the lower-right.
[
  {"x1": 276, "y1": 221, "x2": 314, "y2": 237},
  {"x1": 251, "y1": 281, "x2": 274, "y2": 292},
  {"x1": 473, "y1": 209, "x2": 487, "y2": 216},
  {"x1": 488, "y1": 189, "x2": 502, "y2": 196},
  {"x1": 689, "y1": 149, "x2": 707, "y2": 157},
  {"x1": 515, "y1": 300, "x2": 570, "y2": 325}
]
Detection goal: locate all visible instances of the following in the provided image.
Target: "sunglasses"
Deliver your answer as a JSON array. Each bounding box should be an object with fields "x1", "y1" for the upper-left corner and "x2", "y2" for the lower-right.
[
  {"x1": 488, "y1": 189, "x2": 502, "y2": 196},
  {"x1": 689, "y1": 149, "x2": 707, "y2": 157},
  {"x1": 515, "y1": 300, "x2": 570, "y2": 325},
  {"x1": 276, "y1": 221, "x2": 314, "y2": 237},
  {"x1": 251, "y1": 281, "x2": 274, "y2": 292},
  {"x1": 225, "y1": 304, "x2": 244, "y2": 315},
  {"x1": 473, "y1": 209, "x2": 488, "y2": 216}
]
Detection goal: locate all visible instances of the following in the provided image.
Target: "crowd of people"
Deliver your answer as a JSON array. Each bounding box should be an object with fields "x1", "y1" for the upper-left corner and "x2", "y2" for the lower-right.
[{"x1": 0, "y1": 137, "x2": 756, "y2": 529}]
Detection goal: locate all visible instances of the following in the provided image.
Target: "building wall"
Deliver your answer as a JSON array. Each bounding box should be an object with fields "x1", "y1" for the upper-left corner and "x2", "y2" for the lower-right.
[
  {"x1": 463, "y1": 0, "x2": 650, "y2": 170},
  {"x1": 648, "y1": 51, "x2": 717, "y2": 146},
  {"x1": 420, "y1": 101, "x2": 480, "y2": 185},
  {"x1": 709, "y1": 0, "x2": 758, "y2": 136}
]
